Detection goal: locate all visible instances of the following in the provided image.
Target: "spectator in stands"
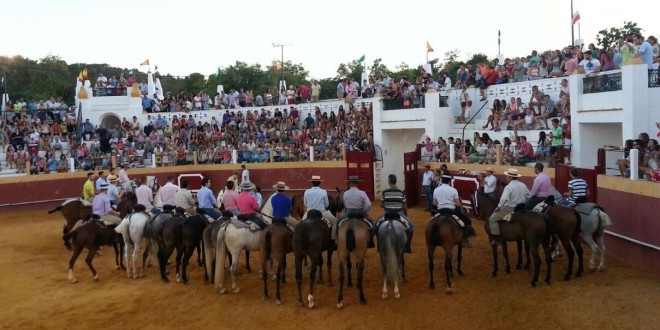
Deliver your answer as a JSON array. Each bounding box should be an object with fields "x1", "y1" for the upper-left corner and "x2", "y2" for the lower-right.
[
  {"x1": 632, "y1": 34, "x2": 655, "y2": 69},
  {"x1": 57, "y1": 154, "x2": 69, "y2": 172},
  {"x1": 515, "y1": 136, "x2": 535, "y2": 165},
  {"x1": 513, "y1": 107, "x2": 537, "y2": 136},
  {"x1": 528, "y1": 85, "x2": 544, "y2": 116},
  {"x1": 579, "y1": 51, "x2": 602, "y2": 77}
]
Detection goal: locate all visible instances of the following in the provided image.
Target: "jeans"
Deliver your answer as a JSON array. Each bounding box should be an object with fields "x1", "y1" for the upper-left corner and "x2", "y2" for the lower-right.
[
  {"x1": 436, "y1": 208, "x2": 472, "y2": 227},
  {"x1": 201, "y1": 207, "x2": 221, "y2": 220},
  {"x1": 376, "y1": 211, "x2": 414, "y2": 234},
  {"x1": 337, "y1": 208, "x2": 373, "y2": 235},
  {"x1": 423, "y1": 185, "x2": 432, "y2": 210},
  {"x1": 239, "y1": 214, "x2": 267, "y2": 229}
]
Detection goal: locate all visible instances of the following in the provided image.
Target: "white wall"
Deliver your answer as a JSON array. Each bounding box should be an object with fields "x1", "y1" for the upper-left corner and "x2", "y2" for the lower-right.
[{"x1": 379, "y1": 128, "x2": 425, "y2": 190}]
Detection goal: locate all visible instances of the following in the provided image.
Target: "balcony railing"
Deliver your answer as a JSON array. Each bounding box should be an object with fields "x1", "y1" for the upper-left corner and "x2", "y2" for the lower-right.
[
  {"x1": 439, "y1": 95, "x2": 449, "y2": 107},
  {"x1": 92, "y1": 87, "x2": 128, "y2": 97},
  {"x1": 649, "y1": 69, "x2": 660, "y2": 88},
  {"x1": 382, "y1": 97, "x2": 425, "y2": 110},
  {"x1": 582, "y1": 72, "x2": 622, "y2": 94}
]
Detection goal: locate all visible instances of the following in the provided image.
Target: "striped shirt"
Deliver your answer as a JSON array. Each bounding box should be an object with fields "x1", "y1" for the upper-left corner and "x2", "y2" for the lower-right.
[
  {"x1": 567, "y1": 178, "x2": 588, "y2": 202},
  {"x1": 382, "y1": 188, "x2": 405, "y2": 212}
]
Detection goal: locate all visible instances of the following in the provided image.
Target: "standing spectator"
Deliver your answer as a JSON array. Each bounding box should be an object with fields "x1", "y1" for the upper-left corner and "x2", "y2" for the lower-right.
[
  {"x1": 421, "y1": 164, "x2": 434, "y2": 211},
  {"x1": 299, "y1": 84, "x2": 310, "y2": 103},
  {"x1": 632, "y1": 34, "x2": 655, "y2": 69}
]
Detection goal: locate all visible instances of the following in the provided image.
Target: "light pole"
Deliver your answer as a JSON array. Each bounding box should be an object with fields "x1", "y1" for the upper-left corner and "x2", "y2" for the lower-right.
[
  {"x1": 272, "y1": 43, "x2": 291, "y2": 90},
  {"x1": 570, "y1": 0, "x2": 574, "y2": 47}
]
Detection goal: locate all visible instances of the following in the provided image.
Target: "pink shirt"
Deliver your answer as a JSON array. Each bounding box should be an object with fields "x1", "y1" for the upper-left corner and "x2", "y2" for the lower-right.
[
  {"x1": 237, "y1": 192, "x2": 259, "y2": 215},
  {"x1": 529, "y1": 172, "x2": 553, "y2": 198},
  {"x1": 136, "y1": 185, "x2": 154, "y2": 209},
  {"x1": 564, "y1": 59, "x2": 577, "y2": 75},
  {"x1": 222, "y1": 190, "x2": 239, "y2": 211},
  {"x1": 159, "y1": 182, "x2": 179, "y2": 206}
]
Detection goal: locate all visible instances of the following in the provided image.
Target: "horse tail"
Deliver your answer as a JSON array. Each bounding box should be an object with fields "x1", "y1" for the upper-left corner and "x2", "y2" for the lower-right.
[
  {"x1": 383, "y1": 223, "x2": 402, "y2": 283},
  {"x1": 346, "y1": 228, "x2": 356, "y2": 252},
  {"x1": 430, "y1": 219, "x2": 442, "y2": 246},
  {"x1": 573, "y1": 209, "x2": 582, "y2": 235},
  {"x1": 300, "y1": 221, "x2": 310, "y2": 251},
  {"x1": 214, "y1": 226, "x2": 228, "y2": 289},
  {"x1": 264, "y1": 229, "x2": 272, "y2": 260},
  {"x1": 598, "y1": 209, "x2": 612, "y2": 228},
  {"x1": 48, "y1": 205, "x2": 64, "y2": 214},
  {"x1": 63, "y1": 228, "x2": 77, "y2": 242}
]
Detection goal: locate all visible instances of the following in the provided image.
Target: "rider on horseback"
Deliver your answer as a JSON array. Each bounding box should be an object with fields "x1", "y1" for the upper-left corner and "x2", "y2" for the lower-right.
[
  {"x1": 336, "y1": 176, "x2": 375, "y2": 248},
  {"x1": 270, "y1": 181, "x2": 300, "y2": 228},
  {"x1": 488, "y1": 168, "x2": 530, "y2": 246},
  {"x1": 558, "y1": 167, "x2": 589, "y2": 206},
  {"x1": 432, "y1": 173, "x2": 475, "y2": 247},
  {"x1": 237, "y1": 181, "x2": 268, "y2": 229},
  {"x1": 525, "y1": 162, "x2": 553, "y2": 210},
  {"x1": 375, "y1": 174, "x2": 414, "y2": 253},
  {"x1": 92, "y1": 183, "x2": 122, "y2": 225}
]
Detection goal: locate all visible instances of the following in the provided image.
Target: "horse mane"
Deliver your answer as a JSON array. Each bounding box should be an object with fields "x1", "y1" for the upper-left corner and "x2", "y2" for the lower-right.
[
  {"x1": 306, "y1": 209, "x2": 323, "y2": 220},
  {"x1": 514, "y1": 203, "x2": 527, "y2": 212},
  {"x1": 544, "y1": 195, "x2": 556, "y2": 205},
  {"x1": 133, "y1": 204, "x2": 147, "y2": 213}
]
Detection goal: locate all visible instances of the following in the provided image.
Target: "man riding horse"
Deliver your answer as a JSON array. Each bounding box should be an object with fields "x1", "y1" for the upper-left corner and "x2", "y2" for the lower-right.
[
  {"x1": 525, "y1": 162, "x2": 553, "y2": 210},
  {"x1": 270, "y1": 181, "x2": 300, "y2": 228},
  {"x1": 488, "y1": 168, "x2": 530, "y2": 246},
  {"x1": 303, "y1": 175, "x2": 338, "y2": 241},
  {"x1": 374, "y1": 174, "x2": 414, "y2": 253},
  {"x1": 92, "y1": 183, "x2": 122, "y2": 226},
  {"x1": 237, "y1": 181, "x2": 268, "y2": 229},
  {"x1": 558, "y1": 167, "x2": 589, "y2": 206},
  {"x1": 336, "y1": 176, "x2": 374, "y2": 247},
  {"x1": 432, "y1": 173, "x2": 475, "y2": 247}
]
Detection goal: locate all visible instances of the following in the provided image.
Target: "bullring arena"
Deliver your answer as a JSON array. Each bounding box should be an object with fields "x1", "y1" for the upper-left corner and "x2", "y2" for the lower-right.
[{"x1": 0, "y1": 163, "x2": 658, "y2": 329}]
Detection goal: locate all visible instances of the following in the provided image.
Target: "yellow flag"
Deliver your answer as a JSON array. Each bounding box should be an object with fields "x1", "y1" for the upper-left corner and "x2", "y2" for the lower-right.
[
  {"x1": 426, "y1": 41, "x2": 434, "y2": 53},
  {"x1": 140, "y1": 59, "x2": 150, "y2": 66}
]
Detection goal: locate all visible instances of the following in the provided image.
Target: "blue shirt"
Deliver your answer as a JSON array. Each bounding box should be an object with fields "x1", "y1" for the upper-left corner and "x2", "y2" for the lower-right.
[
  {"x1": 304, "y1": 187, "x2": 329, "y2": 211},
  {"x1": 198, "y1": 186, "x2": 216, "y2": 209},
  {"x1": 637, "y1": 41, "x2": 654, "y2": 69},
  {"x1": 271, "y1": 193, "x2": 292, "y2": 218}
]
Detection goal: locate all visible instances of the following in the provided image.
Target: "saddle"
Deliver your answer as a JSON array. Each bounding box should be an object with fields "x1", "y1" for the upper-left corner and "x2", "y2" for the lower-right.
[
  {"x1": 338, "y1": 217, "x2": 373, "y2": 229},
  {"x1": 81, "y1": 198, "x2": 93, "y2": 207},
  {"x1": 376, "y1": 213, "x2": 410, "y2": 231},
  {"x1": 431, "y1": 213, "x2": 464, "y2": 228},
  {"x1": 574, "y1": 203, "x2": 601, "y2": 216},
  {"x1": 225, "y1": 216, "x2": 261, "y2": 232}
]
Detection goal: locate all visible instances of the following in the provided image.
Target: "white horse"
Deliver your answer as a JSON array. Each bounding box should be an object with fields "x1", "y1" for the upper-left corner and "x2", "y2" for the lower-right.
[
  {"x1": 115, "y1": 211, "x2": 152, "y2": 278},
  {"x1": 377, "y1": 219, "x2": 407, "y2": 300},
  {"x1": 214, "y1": 221, "x2": 263, "y2": 294},
  {"x1": 576, "y1": 205, "x2": 613, "y2": 271}
]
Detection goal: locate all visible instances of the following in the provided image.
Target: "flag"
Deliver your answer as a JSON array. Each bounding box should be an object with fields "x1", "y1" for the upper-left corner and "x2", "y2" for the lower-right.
[
  {"x1": 274, "y1": 61, "x2": 282, "y2": 71},
  {"x1": 82, "y1": 68, "x2": 88, "y2": 80},
  {"x1": 78, "y1": 69, "x2": 84, "y2": 82},
  {"x1": 357, "y1": 55, "x2": 365, "y2": 63},
  {"x1": 572, "y1": 11, "x2": 580, "y2": 25},
  {"x1": 426, "y1": 41, "x2": 434, "y2": 53},
  {"x1": 140, "y1": 59, "x2": 150, "y2": 66},
  {"x1": 498, "y1": 30, "x2": 501, "y2": 46}
]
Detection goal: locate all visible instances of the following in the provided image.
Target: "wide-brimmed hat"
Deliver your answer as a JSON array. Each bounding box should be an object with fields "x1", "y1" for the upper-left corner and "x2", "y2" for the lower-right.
[
  {"x1": 99, "y1": 183, "x2": 109, "y2": 190},
  {"x1": 347, "y1": 175, "x2": 361, "y2": 182},
  {"x1": 272, "y1": 181, "x2": 290, "y2": 190},
  {"x1": 309, "y1": 175, "x2": 323, "y2": 182},
  {"x1": 239, "y1": 181, "x2": 255, "y2": 190},
  {"x1": 504, "y1": 168, "x2": 522, "y2": 177},
  {"x1": 107, "y1": 175, "x2": 118, "y2": 182},
  {"x1": 485, "y1": 167, "x2": 495, "y2": 173}
]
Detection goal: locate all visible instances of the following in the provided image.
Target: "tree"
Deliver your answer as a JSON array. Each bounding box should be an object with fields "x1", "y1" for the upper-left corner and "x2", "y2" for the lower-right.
[
  {"x1": 335, "y1": 60, "x2": 364, "y2": 83},
  {"x1": 595, "y1": 21, "x2": 643, "y2": 50},
  {"x1": 367, "y1": 58, "x2": 390, "y2": 79}
]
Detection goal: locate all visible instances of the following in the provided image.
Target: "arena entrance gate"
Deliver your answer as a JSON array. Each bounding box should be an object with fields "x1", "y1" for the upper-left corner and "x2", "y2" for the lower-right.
[
  {"x1": 345, "y1": 151, "x2": 375, "y2": 200},
  {"x1": 403, "y1": 150, "x2": 420, "y2": 207},
  {"x1": 555, "y1": 163, "x2": 598, "y2": 202}
]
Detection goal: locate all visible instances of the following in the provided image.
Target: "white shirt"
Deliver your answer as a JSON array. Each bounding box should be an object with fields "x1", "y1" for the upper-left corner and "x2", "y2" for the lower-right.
[
  {"x1": 433, "y1": 184, "x2": 459, "y2": 210},
  {"x1": 422, "y1": 170, "x2": 434, "y2": 186},
  {"x1": 484, "y1": 174, "x2": 497, "y2": 194},
  {"x1": 159, "y1": 182, "x2": 179, "y2": 206},
  {"x1": 498, "y1": 180, "x2": 530, "y2": 208},
  {"x1": 442, "y1": 77, "x2": 452, "y2": 89},
  {"x1": 579, "y1": 59, "x2": 601, "y2": 75},
  {"x1": 241, "y1": 169, "x2": 250, "y2": 183}
]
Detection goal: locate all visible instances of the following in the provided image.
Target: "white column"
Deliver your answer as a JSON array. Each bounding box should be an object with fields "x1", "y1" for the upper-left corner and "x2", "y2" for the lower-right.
[
  {"x1": 629, "y1": 149, "x2": 639, "y2": 180},
  {"x1": 309, "y1": 146, "x2": 314, "y2": 162},
  {"x1": 68, "y1": 158, "x2": 75, "y2": 172},
  {"x1": 449, "y1": 144, "x2": 455, "y2": 163},
  {"x1": 151, "y1": 154, "x2": 156, "y2": 168},
  {"x1": 232, "y1": 150, "x2": 238, "y2": 164}
]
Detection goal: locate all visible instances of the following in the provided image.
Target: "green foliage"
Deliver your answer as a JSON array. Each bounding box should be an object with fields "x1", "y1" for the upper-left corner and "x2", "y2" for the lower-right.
[
  {"x1": 368, "y1": 58, "x2": 390, "y2": 78},
  {"x1": 595, "y1": 21, "x2": 643, "y2": 50},
  {"x1": 336, "y1": 60, "x2": 365, "y2": 82}
]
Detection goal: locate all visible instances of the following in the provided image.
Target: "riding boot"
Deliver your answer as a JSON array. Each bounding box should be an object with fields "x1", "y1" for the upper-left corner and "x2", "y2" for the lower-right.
[
  {"x1": 404, "y1": 231, "x2": 413, "y2": 253},
  {"x1": 489, "y1": 234, "x2": 503, "y2": 246}
]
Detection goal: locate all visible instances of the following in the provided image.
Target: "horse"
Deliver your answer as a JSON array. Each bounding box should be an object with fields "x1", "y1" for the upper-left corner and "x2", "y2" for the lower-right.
[
  {"x1": 425, "y1": 212, "x2": 464, "y2": 293},
  {"x1": 477, "y1": 192, "x2": 553, "y2": 287},
  {"x1": 574, "y1": 203, "x2": 613, "y2": 271},
  {"x1": 328, "y1": 187, "x2": 345, "y2": 217},
  {"x1": 116, "y1": 205, "x2": 152, "y2": 279},
  {"x1": 49, "y1": 198, "x2": 92, "y2": 249},
  {"x1": 336, "y1": 211, "x2": 370, "y2": 309},
  {"x1": 175, "y1": 213, "x2": 208, "y2": 284},
  {"x1": 145, "y1": 207, "x2": 184, "y2": 283},
  {"x1": 293, "y1": 209, "x2": 334, "y2": 308},
  {"x1": 377, "y1": 212, "x2": 407, "y2": 299},
  {"x1": 202, "y1": 211, "x2": 233, "y2": 284},
  {"x1": 214, "y1": 216, "x2": 265, "y2": 293},
  {"x1": 260, "y1": 218, "x2": 293, "y2": 304},
  {"x1": 64, "y1": 216, "x2": 125, "y2": 283},
  {"x1": 536, "y1": 197, "x2": 585, "y2": 280}
]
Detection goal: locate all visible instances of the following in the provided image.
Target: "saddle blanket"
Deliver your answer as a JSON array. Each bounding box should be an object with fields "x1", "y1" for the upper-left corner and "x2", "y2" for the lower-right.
[
  {"x1": 432, "y1": 213, "x2": 464, "y2": 227},
  {"x1": 501, "y1": 212, "x2": 514, "y2": 222},
  {"x1": 574, "y1": 203, "x2": 600, "y2": 216},
  {"x1": 224, "y1": 219, "x2": 260, "y2": 232},
  {"x1": 375, "y1": 216, "x2": 410, "y2": 231},
  {"x1": 302, "y1": 217, "x2": 332, "y2": 229},
  {"x1": 338, "y1": 217, "x2": 373, "y2": 229}
]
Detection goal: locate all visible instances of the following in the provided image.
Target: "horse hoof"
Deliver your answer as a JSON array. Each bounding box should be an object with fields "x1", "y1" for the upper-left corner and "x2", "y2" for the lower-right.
[
  {"x1": 544, "y1": 280, "x2": 551, "y2": 285},
  {"x1": 176, "y1": 277, "x2": 181, "y2": 283},
  {"x1": 529, "y1": 282, "x2": 537, "y2": 288},
  {"x1": 491, "y1": 273, "x2": 497, "y2": 278},
  {"x1": 298, "y1": 301, "x2": 303, "y2": 307},
  {"x1": 402, "y1": 277, "x2": 408, "y2": 284},
  {"x1": 327, "y1": 281, "x2": 334, "y2": 287},
  {"x1": 93, "y1": 275, "x2": 100, "y2": 282},
  {"x1": 132, "y1": 274, "x2": 138, "y2": 279},
  {"x1": 590, "y1": 266, "x2": 597, "y2": 272},
  {"x1": 246, "y1": 269, "x2": 252, "y2": 273},
  {"x1": 394, "y1": 292, "x2": 401, "y2": 299},
  {"x1": 126, "y1": 273, "x2": 132, "y2": 278},
  {"x1": 69, "y1": 278, "x2": 78, "y2": 284},
  {"x1": 458, "y1": 272, "x2": 465, "y2": 277},
  {"x1": 515, "y1": 265, "x2": 522, "y2": 270},
  {"x1": 430, "y1": 283, "x2": 435, "y2": 289},
  {"x1": 505, "y1": 269, "x2": 511, "y2": 275},
  {"x1": 276, "y1": 300, "x2": 282, "y2": 305},
  {"x1": 336, "y1": 302, "x2": 343, "y2": 309},
  {"x1": 161, "y1": 277, "x2": 169, "y2": 283},
  {"x1": 115, "y1": 265, "x2": 120, "y2": 270},
  {"x1": 445, "y1": 287, "x2": 452, "y2": 294},
  {"x1": 233, "y1": 287, "x2": 240, "y2": 294},
  {"x1": 562, "y1": 275, "x2": 571, "y2": 281},
  {"x1": 219, "y1": 288, "x2": 227, "y2": 294},
  {"x1": 347, "y1": 283, "x2": 353, "y2": 288},
  {"x1": 598, "y1": 265, "x2": 605, "y2": 272},
  {"x1": 382, "y1": 293, "x2": 388, "y2": 299},
  {"x1": 360, "y1": 299, "x2": 367, "y2": 305}
]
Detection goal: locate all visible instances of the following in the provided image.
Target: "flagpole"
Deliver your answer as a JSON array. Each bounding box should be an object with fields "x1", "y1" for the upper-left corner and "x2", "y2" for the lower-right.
[
  {"x1": 578, "y1": 22, "x2": 581, "y2": 39},
  {"x1": 571, "y1": 0, "x2": 575, "y2": 46}
]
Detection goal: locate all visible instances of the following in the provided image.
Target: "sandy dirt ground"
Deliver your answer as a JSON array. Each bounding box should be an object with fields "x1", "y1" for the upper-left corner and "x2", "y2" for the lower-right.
[{"x1": 0, "y1": 205, "x2": 658, "y2": 330}]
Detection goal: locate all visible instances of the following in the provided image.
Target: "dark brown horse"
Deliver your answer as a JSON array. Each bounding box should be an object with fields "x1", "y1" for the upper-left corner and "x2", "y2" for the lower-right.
[
  {"x1": 477, "y1": 192, "x2": 553, "y2": 287},
  {"x1": 538, "y1": 197, "x2": 584, "y2": 280},
  {"x1": 49, "y1": 199, "x2": 92, "y2": 249},
  {"x1": 145, "y1": 210, "x2": 184, "y2": 283},
  {"x1": 64, "y1": 216, "x2": 125, "y2": 283},
  {"x1": 291, "y1": 194, "x2": 306, "y2": 221},
  {"x1": 336, "y1": 211, "x2": 370, "y2": 309},
  {"x1": 425, "y1": 213, "x2": 464, "y2": 293},
  {"x1": 260, "y1": 218, "x2": 293, "y2": 304},
  {"x1": 175, "y1": 213, "x2": 208, "y2": 284},
  {"x1": 328, "y1": 187, "x2": 345, "y2": 217},
  {"x1": 293, "y1": 210, "x2": 333, "y2": 308},
  {"x1": 202, "y1": 211, "x2": 233, "y2": 284}
]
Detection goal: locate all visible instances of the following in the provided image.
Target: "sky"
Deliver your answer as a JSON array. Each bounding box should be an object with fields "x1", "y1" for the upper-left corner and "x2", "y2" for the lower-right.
[{"x1": 2, "y1": 0, "x2": 657, "y2": 80}]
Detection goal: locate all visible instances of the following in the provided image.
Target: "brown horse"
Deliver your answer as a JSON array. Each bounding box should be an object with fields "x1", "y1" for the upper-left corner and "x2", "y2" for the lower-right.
[
  {"x1": 260, "y1": 218, "x2": 293, "y2": 304},
  {"x1": 293, "y1": 209, "x2": 334, "y2": 309},
  {"x1": 538, "y1": 197, "x2": 584, "y2": 280},
  {"x1": 290, "y1": 194, "x2": 306, "y2": 221},
  {"x1": 49, "y1": 199, "x2": 92, "y2": 249},
  {"x1": 477, "y1": 192, "x2": 553, "y2": 287},
  {"x1": 328, "y1": 187, "x2": 345, "y2": 217},
  {"x1": 336, "y1": 211, "x2": 370, "y2": 309},
  {"x1": 64, "y1": 216, "x2": 125, "y2": 283},
  {"x1": 425, "y1": 213, "x2": 464, "y2": 293},
  {"x1": 175, "y1": 213, "x2": 208, "y2": 284}
]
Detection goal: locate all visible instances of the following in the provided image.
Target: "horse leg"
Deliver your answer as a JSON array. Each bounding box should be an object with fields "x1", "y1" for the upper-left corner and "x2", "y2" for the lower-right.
[
  {"x1": 181, "y1": 246, "x2": 195, "y2": 284},
  {"x1": 158, "y1": 247, "x2": 169, "y2": 283},
  {"x1": 444, "y1": 247, "x2": 453, "y2": 294},
  {"x1": 68, "y1": 246, "x2": 83, "y2": 283},
  {"x1": 275, "y1": 260, "x2": 283, "y2": 305},
  {"x1": 326, "y1": 248, "x2": 334, "y2": 287},
  {"x1": 457, "y1": 245, "x2": 464, "y2": 277},
  {"x1": 573, "y1": 234, "x2": 584, "y2": 277},
  {"x1": 63, "y1": 224, "x2": 72, "y2": 250},
  {"x1": 125, "y1": 242, "x2": 132, "y2": 278},
  {"x1": 281, "y1": 259, "x2": 287, "y2": 284},
  {"x1": 316, "y1": 255, "x2": 323, "y2": 284},
  {"x1": 197, "y1": 242, "x2": 203, "y2": 267},
  {"x1": 262, "y1": 250, "x2": 269, "y2": 299},
  {"x1": 346, "y1": 255, "x2": 353, "y2": 288},
  {"x1": 529, "y1": 243, "x2": 542, "y2": 287},
  {"x1": 382, "y1": 278, "x2": 388, "y2": 300},
  {"x1": 113, "y1": 243, "x2": 120, "y2": 270},
  {"x1": 543, "y1": 237, "x2": 553, "y2": 285},
  {"x1": 597, "y1": 234, "x2": 607, "y2": 271},
  {"x1": 245, "y1": 250, "x2": 251, "y2": 273},
  {"x1": 85, "y1": 246, "x2": 100, "y2": 281},
  {"x1": 582, "y1": 233, "x2": 599, "y2": 271},
  {"x1": 295, "y1": 255, "x2": 303, "y2": 307},
  {"x1": 337, "y1": 260, "x2": 345, "y2": 309},
  {"x1": 380, "y1": 249, "x2": 388, "y2": 299},
  {"x1": 515, "y1": 240, "x2": 523, "y2": 269},
  {"x1": 135, "y1": 242, "x2": 144, "y2": 278},
  {"x1": 524, "y1": 241, "x2": 531, "y2": 270},
  {"x1": 491, "y1": 245, "x2": 499, "y2": 278},
  {"x1": 174, "y1": 246, "x2": 183, "y2": 283},
  {"x1": 231, "y1": 251, "x2": 240, "y2": 293},
  {"x1": 502, "y1": 242, "x2": 511, "y2": 274},
  {"x1": 560, "y1": 236, "x2": 575, "y2": 281},
  {"x1": 428, "y1": 246, "x2": 436, "y2": 288},
  {"x1": 357, "y1": 260, "x2": 366, "y2": 305},
  {"x1": 118, "y1": 242, "x2": 126, "y2": 270}
]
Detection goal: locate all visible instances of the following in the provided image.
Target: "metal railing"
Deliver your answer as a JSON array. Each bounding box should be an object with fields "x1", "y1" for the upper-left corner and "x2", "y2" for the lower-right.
[
  {"x1": 649, "y1": 69, "x2": 660, "y2": 88},
  {"x1": 461, "y1": 101, "x2": 490, "y2": 143},
  {"x1": 582, "y1": 72, "x2": 622, "y2": 94},
  {"x1": 439, "y1": 95, "x2": 448, "y2": 107},
  {"x1": 382, "y1": 97, "x2": 425, "y2": 110},
  {"x1": 92, "y1": 87, "x2": 128, "y2": 97}
]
